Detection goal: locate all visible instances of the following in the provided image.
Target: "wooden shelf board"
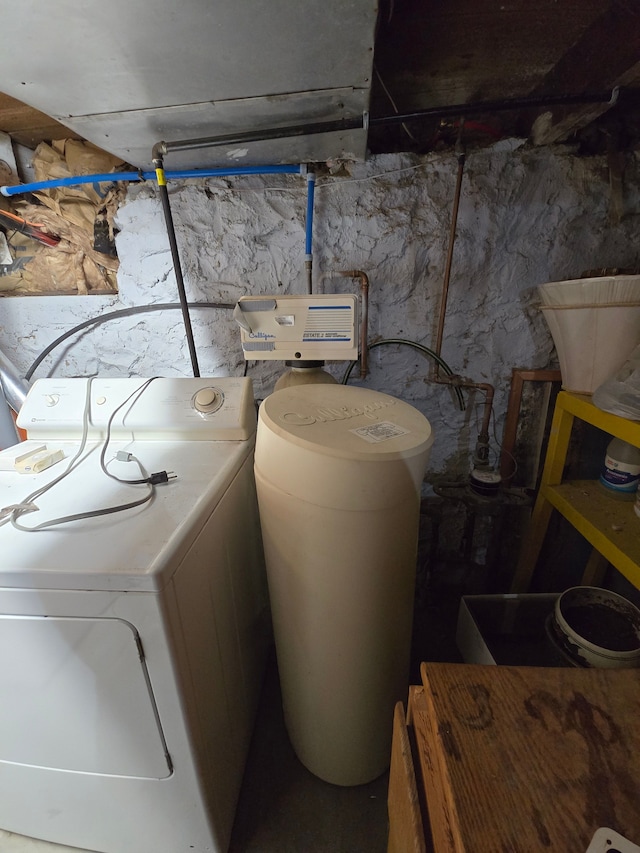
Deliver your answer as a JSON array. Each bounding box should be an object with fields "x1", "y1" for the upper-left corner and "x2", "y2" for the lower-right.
[{"x1": 416, "y1": 662, "x2": 640, "y2": 852}]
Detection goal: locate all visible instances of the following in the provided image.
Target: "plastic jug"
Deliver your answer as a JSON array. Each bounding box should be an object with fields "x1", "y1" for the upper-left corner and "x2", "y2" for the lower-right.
[{"x1": 599, "y1": 437, "x2": 640, "y2": 500}]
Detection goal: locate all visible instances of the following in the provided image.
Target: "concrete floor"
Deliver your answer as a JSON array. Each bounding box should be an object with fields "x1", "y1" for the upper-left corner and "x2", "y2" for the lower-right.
[
  {"x1": 228, "y1": 586, "x2": 464, "y2": 853},
  {"x1": 229, "y1": 652, "x2": 390, "y2": 853}
]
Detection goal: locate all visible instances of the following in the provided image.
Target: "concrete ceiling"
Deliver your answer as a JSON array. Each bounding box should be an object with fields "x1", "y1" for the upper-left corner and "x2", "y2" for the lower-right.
[{"x1": 1, "y1": 0, "x2": 640, "y2": 162}]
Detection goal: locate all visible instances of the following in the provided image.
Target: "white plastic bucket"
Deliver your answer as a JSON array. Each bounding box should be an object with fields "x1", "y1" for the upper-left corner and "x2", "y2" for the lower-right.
[
  {"x1": 540, "y1": 303, "x2": 640, "y2": 394},
  {"x1": 550, "y1": 586, "x2": 640, "y2": 668}
]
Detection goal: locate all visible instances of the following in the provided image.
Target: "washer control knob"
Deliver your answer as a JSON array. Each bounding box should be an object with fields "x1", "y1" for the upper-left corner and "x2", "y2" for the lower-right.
[{"x1": 193, "y1": 387, "x2": 222, "y2": 414}]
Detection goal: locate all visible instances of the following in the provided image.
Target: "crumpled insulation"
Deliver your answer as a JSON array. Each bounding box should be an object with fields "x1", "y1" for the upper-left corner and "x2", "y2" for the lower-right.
[{"x1": 1, "y1": 139, "x2": 128, "y2": 295}]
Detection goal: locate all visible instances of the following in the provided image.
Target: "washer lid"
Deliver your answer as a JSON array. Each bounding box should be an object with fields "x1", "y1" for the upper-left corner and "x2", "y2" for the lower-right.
[
  {"x1": 0, "y1": 437, "x2": 253, "y2": 592},
  {"x1": 258, "y1": 384, "x2": 433, "y2": 461}
]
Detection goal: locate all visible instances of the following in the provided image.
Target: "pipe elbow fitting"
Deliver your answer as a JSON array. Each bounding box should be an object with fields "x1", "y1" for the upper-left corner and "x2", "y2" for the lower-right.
[{"x1": 151, "y1": 141, "x2": 167, "y2": 164}]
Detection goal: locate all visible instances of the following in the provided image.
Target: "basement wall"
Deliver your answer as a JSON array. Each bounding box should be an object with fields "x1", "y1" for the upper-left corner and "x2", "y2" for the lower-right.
[{"x1": 1, "y1": 141, "x2": 639, "y2": 484}]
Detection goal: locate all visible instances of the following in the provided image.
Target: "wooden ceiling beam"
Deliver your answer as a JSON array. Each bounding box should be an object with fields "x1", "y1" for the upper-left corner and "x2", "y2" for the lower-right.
[
  {"x1": 0, "y1": 92, "x2": 77, "y2": 149},
  {"x1": 525, "y1": 1, "x2": 640, "y2": 144}
]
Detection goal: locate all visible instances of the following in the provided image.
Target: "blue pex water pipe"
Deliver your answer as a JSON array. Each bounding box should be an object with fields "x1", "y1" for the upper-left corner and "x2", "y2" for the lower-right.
[
  {"x1": 4, "y1": 160, "x2": 318, "y2": 374},
  {"x1": 1, "y1": 162, "x2": 318, "y2": 294},
  {"x1": 305, "y1": 171, "x2": 316, "y2": 257},
  {"x1": 0, "y1": 164, "x2": 304, "y2": 197}
]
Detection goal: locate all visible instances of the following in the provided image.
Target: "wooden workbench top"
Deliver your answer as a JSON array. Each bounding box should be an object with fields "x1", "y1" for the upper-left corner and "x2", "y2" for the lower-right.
[{"x1": 411, "y1": 662, "x2": 640, "y2": 852}]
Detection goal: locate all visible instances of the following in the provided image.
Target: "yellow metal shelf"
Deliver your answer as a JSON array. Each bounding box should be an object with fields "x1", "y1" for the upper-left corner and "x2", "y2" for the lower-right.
[
  {"x1": 556, "y1": 392, "x2": 640, "y2": 446},
  {"x1": 544, "y1": 481, "x2": 640, "y2": 589},
  {"x1": 511, "y1": 391, "x2": 640, "y2": 592}
]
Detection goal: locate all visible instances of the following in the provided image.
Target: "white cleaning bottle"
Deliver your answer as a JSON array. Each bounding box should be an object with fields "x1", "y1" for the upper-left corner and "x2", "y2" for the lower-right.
[{"x1": 599, "y1": 437, "x2": 640, "y2": 500}]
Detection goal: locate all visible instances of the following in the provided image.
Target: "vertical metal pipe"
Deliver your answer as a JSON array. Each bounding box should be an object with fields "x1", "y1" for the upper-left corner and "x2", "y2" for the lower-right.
[
  {"x1": 432, "y1": 142, "x2": 496, "y2": 468},
  {"x1": 318, "y1": 269, "x2": 370, "y2": 378},
  {"x1": 0, "y1": 348, "x2": 30, "y2": 412},
  {"x1": 0, "y1": 380, "x2": 19, "y2": 448},
  {"x1": 434, "y1": 150, "x2": 465, "y2": 362},
  {"x1": 153, "y1": 159, "x2": 200, "y2": 377}
]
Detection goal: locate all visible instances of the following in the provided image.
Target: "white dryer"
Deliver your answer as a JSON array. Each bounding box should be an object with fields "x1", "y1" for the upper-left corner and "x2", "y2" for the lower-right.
[{"x1": 0, "y1": 377, "x2": 270, "y2": 853}]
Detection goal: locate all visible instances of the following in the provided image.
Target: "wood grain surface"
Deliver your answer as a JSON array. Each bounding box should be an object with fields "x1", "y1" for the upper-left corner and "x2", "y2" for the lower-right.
[
  {"x1": 411, "y1": 662, "x2": 640, "y2": 852},
  {"x1": 387, "y1": 698, "x2": 427, "y2": 853}
]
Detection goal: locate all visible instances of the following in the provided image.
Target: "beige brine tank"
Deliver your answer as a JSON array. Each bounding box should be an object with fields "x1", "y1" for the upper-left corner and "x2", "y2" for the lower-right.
[{"x1": 254, "y1": 384, "x2": 434, "y2": 786}]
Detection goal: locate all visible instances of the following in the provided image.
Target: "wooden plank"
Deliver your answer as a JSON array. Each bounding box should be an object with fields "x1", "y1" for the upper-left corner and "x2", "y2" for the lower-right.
[
  {"x1": 410, "y1": 686, "x2": 464, "y2": 853},
  {"x1": 387, "y1": 701, "x2": 427, "y2": 853},
  {"x1": 419, "y1": 662, "x2": 640, "y2": 852},
  {"x1": 372, "y1": 0, "x2": 606, "y2": 109},
  {"x1": 0, "y1": 92, "x2": 78, "y2": 147}
]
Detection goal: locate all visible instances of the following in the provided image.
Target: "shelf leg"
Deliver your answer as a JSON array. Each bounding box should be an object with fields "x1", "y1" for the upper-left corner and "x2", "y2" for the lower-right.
[
  {"x1": 510, "y1": 398, "x2": 575, "y2": 592},
  {"x1": 581, "y1": 549, "x2": 609, "y2": 587},
  {"x1": 510, "y1": 498, "x2": 554, "y2": 592}
]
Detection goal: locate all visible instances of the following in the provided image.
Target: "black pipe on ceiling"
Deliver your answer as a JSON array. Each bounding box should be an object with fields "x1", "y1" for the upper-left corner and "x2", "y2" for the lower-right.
[
  {"x1": 370, "y1": 88, "x2": 619, "y2": 127},
  {"x1": 153, "y1": 88, "x2": 619, "y2": 157}
]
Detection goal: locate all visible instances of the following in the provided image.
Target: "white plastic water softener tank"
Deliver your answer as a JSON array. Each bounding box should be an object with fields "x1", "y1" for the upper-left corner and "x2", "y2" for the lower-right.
[{"x1": 254, "y1": 384, "x2": 433, "y2": 786}]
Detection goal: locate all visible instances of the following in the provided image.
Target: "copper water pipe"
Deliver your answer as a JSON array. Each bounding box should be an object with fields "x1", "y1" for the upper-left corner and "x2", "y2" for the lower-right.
[
  {"x1": 432, "y1": 143, "x2": 496, "y2": 460},
  {"x1": 466, "y1": 379, "x2": 495, "y2": 441},
  {"x1": 318, "y1": 269, "x2": 369, "y2": 378},
  {"x1": 433, "y1": 149, "x2": 466, "y2": 367}
]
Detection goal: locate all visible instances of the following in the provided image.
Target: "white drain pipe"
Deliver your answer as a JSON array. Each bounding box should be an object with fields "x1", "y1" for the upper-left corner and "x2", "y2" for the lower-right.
[
  {"x1": 0, "y1": 349, "x2": 30, "y2": 448},
  {"x1": 0, "y1": 348, "x2": 29, "y2": 413},
  {"x1": 0, "y1": 383, "x2": 19, "y2": 448}
]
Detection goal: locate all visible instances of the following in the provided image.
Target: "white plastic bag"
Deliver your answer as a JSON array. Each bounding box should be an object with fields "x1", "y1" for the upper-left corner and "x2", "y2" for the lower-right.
[{"x1": 593, "y1": 343, "x2": 640, "y2": 420}]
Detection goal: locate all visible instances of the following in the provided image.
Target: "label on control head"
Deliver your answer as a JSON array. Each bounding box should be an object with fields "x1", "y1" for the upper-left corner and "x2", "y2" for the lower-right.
[{"x1": 350, "y1": 422, "x2": 410, "y2": 443}]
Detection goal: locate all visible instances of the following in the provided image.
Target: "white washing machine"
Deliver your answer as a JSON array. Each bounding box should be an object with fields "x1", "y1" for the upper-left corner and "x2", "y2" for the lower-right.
[{"x1": 0, "y1": 377, "x2": 270, "y2": 853}]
